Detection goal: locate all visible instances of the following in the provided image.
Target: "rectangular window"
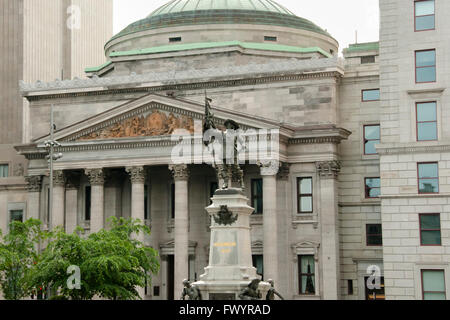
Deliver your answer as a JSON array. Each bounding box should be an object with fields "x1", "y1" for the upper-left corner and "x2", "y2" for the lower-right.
[
  {"x1": 348, "y1": 280, "x2": 354, "y2": 295},
  {"x1": 361, "y1": 56, "x2": 376, "y2": 64},
  {"x1": 10, "y1": 210, "x2": 23, "y2": 223},
  {"x1": 365, "y1": 276, "x2": 385, "y2": 300},
  {"x1": 264, "y1": 36, "x2": 277, "y2": 42},
  {"x1": 0, "y1": 164, "x2": 8, "y2": 178},
  {"x1": 365, "y1": 177, "x2": 381, "y2": 198},
  {"x1": 420, "y1": 213, "x2": 441, "y2": 245},
  {"x1": 416, "y1": 101, "x2": 437, "y2": 141},
  {"x1": 85, "y1": 186, "x2": 91, "y2": 221},
  {"x1": 422, "y1": 270, "x2": 446, "y2": 300},
  {"x1": 297, "y1": 177, "x2": 313, "y2": 213},
  {"x1": 252, "y1": 255, "x2": 264, "y2": 279},
  {"x1": 415, "y1": 0, "x2": 435, "y2": 31},
  {"x1": 418, "y1": 162, "x2": 439, "y2": 194},
  {"x1": 366, "y1": 224, "x2": 383, "y2": 246},
  {"x1": 169, "y1": 37, "x2": 181, "y2": 42},
  {"x1": 416, "y1": 49, "x2": 436, "y2": 83},
  {"x1": 363, "y1": 125, "x2": 380, "y2": 155},
  {"x1": 362, "y1": 89, "x2": 380, "y2": 101},
  {"x1": 251, "y1": 179, "x2": 263, "y2": 214},
  {"x1": 298, "y1": 255, "x2": 315, "y2": 295}
]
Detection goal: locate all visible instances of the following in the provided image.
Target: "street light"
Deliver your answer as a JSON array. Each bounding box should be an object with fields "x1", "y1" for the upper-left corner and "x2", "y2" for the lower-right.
[{"x1": 44, "y1": 105, "x2": 63, "y2": 230}]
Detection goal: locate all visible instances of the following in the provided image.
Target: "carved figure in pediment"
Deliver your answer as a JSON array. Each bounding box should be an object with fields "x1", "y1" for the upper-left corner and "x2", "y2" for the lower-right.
[
  {"x1": 146, "y1": 110, "x2": 168, "y2": 136},
  {"x1": 167, "y1": 112, "x2": 180, "y2": 134}
]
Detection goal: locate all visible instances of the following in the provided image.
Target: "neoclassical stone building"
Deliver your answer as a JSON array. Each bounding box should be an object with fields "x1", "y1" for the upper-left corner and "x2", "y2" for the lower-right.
[{"x1": 1, "y1": 0, "x2": 449, "y2": 300}]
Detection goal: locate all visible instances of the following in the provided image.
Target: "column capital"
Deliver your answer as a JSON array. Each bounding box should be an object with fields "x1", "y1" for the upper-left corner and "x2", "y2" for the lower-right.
[
  {"x1": 65, "y1": 171, "x2": 81, "y2": 189},
  {"x1": 277, "y1": 162, "x2": 290, "y2": 181},
  {"x1": 259, "y1": 160, "x2": 280, "y2": 176},
  {"x1": 25, "y1": 175, "x2": 42, "y2": 192},
  {"x1": 169, "y1": 164, "x2": 189, "y2": 181},
  {"x1": 53, "y1": 170, "x2": 66, "y2": 187},
  {"x1": 316, "y1": 160, "x2": 341, "y2": 179},
  {"x1": 126, "y1": 166, "x2": 146, "y2": 184},
  {"x1": 85, "y1": 168, "x2": 105, "y2": 185}
]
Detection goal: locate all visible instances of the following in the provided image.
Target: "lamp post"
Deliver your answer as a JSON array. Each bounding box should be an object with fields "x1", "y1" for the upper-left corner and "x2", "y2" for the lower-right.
[{"x1": 44, "y1": 104, "x2": 63, "y2": 229}]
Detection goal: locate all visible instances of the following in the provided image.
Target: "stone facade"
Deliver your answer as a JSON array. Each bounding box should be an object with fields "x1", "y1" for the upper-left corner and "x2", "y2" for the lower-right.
[{"x1": 1, "y1": 0, "x2": 449, "y2": 301}]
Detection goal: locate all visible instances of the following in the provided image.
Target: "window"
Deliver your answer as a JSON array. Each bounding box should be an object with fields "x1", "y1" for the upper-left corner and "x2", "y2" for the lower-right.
[
  {"x1": 365, "y1": 276, "x2": 385, "y2": 300},
  {"x1": 297, "y1": 177, "x2": 313, "y2": 213},
  {"x1": 420, "y1": 213, "x2": 441, "y2": 245},
  {"x1": 252, "y1": 255, "x2": 264, "y2": 279},
  {"x1": 415, "y1": 0, "x2": 435, "y2": 31},
  {"x1": 170, "y1": 183, "x2": 175, "y2": 219},
  {"x1": 298, "y1": 255, "x2": 315, "y2": 295},
  {"x1": 362, "y1": 89, "x2": 380, "y2": 101},
  {"x1": 210, "y1": 181, "x2": 218, "y2": 204},
  {"x1": 418, "y1": 162, "x2": 439, "y2": 194},
  {"x1": 264, "y1": 36, "x2": 277, "y2": 42},
  {"x1": 169, "y1": 37, "x2": 181, "y2": 42},
  {"x1": 361, "y1": 56, "x2": 376, "y2": 64},
  {"x1": 422, "y1": 270, "x2": 446, "y2": 300},
  {"x1": 251, "y1": 179, "x2": 263, "y2": 214},
  {"x1": 366, "y1": 224, "x2": 383, "y2": 246},
  {"x1": 363, "y1": 125, "x2": 380, "y2": 155},
  {"x1": 10, "y1": 210, "x2": 23, "y2": 223},
  {"x1": 0, "y1": 164, "x2": 8, "y2": 178},
  {"x1": 416, "y1": 49, "x2": 436, "y2": 83},
  {"x1": 85, "y1": 186, "x2": 91, "y2": 221},
  {"x1": 365, "y1": 177, "x2": 381, "y2": 198},
  {"x1": 416, "y1": 101, "x2": 437, "y2": 141},
  {"x1": 348, "y1": 280, "x2": 354, "y2": 295}
]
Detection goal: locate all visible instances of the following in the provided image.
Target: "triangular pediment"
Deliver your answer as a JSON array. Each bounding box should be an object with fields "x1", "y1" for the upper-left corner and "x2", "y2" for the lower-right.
[{"x1": 35, "y1": 94, "x2": 281, "y2": 144}]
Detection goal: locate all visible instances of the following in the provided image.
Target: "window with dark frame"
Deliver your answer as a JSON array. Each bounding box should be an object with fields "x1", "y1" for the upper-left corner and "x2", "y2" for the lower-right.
[
  {"x1": 85, "y1": 186, "x2": 91, "y2": 221},
  {"x1": 418, "y1": 162, "x2": 439, "y2": 194},
  {"x1": 0, "y1": 164, "x2": 8, "y2": 178},
  {"x1": 298, "y1": 255, "x2": 315, "y2": 295},
  {"x1": 264, "y1": 36, "x2": 277, "y2": 42},
  {"x1": 297, "y1": 177, "x2": 313, "y2": 213},
  {"x1": 416, "y1": 49, "x2": 436, "y2": 83},
  {"x1": 251, "y1": 179, "x2": 263, "y2": 214},
  {"x1": 252, "y1": 255, "x2": 264, "y2": 279},
  {"x1": 10, "y1": 210, "x2": 23, "y2": 223},
  {"x1": 416, "y1": 101, "x2": 437, "y2": 141},
  {"x1": 362, "y1": 89, "x2": 380, "y2": 101},
  {"x1": 415, "y1": 0, "x2": 435, "y2": 31},
  {"x1": 366, "y1": 224, "x2": 383, "y2": 246},
  {"x1": 348, "y1": 280, "x2": 354, "y2": 295},
  {"x1": 169, "y1": 37, "x2": 181, "y2": 42},
  {"x1": 365, "y1": 177, "x2": 381, "y2": 198},
  {"x1": 363, "y1": 125, "x2": 380, "y2": 155},
  {"x1": 420, "y1": 213, "x2": 441, "y2": 246},
  {"x1": 361, "y1": 56, "x2": 376, "y2": 64},
  {"x1": 421, "y1": 270, "x2": 446, "y2": 300}
]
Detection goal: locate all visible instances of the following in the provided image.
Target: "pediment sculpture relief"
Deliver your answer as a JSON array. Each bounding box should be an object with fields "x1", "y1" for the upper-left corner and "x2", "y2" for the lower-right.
[{"x1": 78, "y1": 110, "x2": 195, "y2": 141}]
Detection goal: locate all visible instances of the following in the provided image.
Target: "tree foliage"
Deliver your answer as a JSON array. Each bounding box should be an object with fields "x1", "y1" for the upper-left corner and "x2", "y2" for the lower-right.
[
  {"x1": 27, "y1": 217, "x2": 160, "y2": 300},
  {"x1": 0, "y1": 219, "x2": 47, "y2": 300}
]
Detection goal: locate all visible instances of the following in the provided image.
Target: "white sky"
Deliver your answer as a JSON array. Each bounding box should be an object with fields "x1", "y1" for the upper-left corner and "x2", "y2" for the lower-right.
[{"x1": 113, "y1": 0, "x2": 379, "y2": 52}]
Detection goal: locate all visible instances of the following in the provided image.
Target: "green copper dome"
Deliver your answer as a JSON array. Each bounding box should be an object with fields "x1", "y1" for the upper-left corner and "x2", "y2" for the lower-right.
[{"x1": 109, "y1": 0, "x2": 332, "y2": 43}]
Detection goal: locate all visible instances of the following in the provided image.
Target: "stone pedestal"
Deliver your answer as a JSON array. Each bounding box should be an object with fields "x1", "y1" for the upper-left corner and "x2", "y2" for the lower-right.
[{"x1": 194, "y1": 188, "x2": 270, "y2": 300}]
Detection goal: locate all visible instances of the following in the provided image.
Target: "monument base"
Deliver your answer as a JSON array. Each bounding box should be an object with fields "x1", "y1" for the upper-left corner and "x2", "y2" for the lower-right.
[{"x1": 192, "y1": 188, "x2": 270, "y2": 300}]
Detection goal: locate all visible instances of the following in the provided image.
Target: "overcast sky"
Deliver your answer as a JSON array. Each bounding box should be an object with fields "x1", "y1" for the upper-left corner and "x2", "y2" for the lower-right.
[{"x1": 113, "y1": 0, "x2": 379, "y2": 52}]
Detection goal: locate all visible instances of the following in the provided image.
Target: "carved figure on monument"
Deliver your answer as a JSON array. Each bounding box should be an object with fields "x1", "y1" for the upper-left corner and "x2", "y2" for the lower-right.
[
  {"x1": 239, "y1": 279, "x2": 262, "y2": 300},
  {"x1": 265, "y1": 279, "x2": 284, "y2": 300},
  {"x1": 180, "y1": 279, "x2": 202, "y2": 300}
]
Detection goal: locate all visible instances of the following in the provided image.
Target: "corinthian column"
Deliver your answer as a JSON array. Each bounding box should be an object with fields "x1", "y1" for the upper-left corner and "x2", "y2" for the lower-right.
[
  {"x1": 25, "y1": 176, "x2": 42, "y2": 221},
  {"x1": 65, "y1": 172, "x2": 80, "y2": 234},
  {"x1": 169, "y1": 164, "x2": 189, "y2": 299},
  {"x1": 51, "y1": 170, "x2": 66, "y2": 230},
  {"x1": 126, "y1": 166, "x2": 146, "y2": 234},
  {"x1": 85, "y1": 168, "x2": 105, "y2": 233},
  {"x1": 260, "y1": 161, "x2": 279, "y2": 285},
  {"x1": 316, "y1": 160, "x2": 341, "y2": 300}
]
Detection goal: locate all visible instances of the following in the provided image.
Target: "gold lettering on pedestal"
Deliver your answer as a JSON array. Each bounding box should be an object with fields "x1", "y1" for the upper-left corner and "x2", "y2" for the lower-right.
[{"x1": 78, "y1": 110, "x2": 195, "y2": 141}]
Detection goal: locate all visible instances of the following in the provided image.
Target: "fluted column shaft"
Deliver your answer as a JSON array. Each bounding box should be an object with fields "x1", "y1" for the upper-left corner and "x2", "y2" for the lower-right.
[
  {"x1": 65, "y1": 172, "x2": 80, "y2": 234},
  {"x1": 51, "y1": 170, "x2": 65, "y2": 229},
  {"x1": 85, "y1": 169, "x2": 105, "y2": 233},
  {"x1": 170, "y1": 164, "x2": 189, "y2": 299}
]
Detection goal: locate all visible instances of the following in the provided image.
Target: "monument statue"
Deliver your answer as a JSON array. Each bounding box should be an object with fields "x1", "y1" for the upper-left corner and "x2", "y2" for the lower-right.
[
  {"x1": 239, "y1": 279, "x2": 263, "y2": 300},
  {"x1": 265, "y1": 279, "x2": 285, "y2": 300},
  {"x1": 203, "y1": 96, "x2": 245, "y2": 190},
  {"x1": 180, "y1": 279, "x2": 202, "y2": 300}
]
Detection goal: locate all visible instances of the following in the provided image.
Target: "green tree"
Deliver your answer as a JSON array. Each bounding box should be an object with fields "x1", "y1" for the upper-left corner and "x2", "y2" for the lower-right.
[
  {"x1": 27, "y1": 217, "x2": 160, "y2": 300},
  {"x1": 0, "y1": 219, "x2": 47, "y2": 300}
]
